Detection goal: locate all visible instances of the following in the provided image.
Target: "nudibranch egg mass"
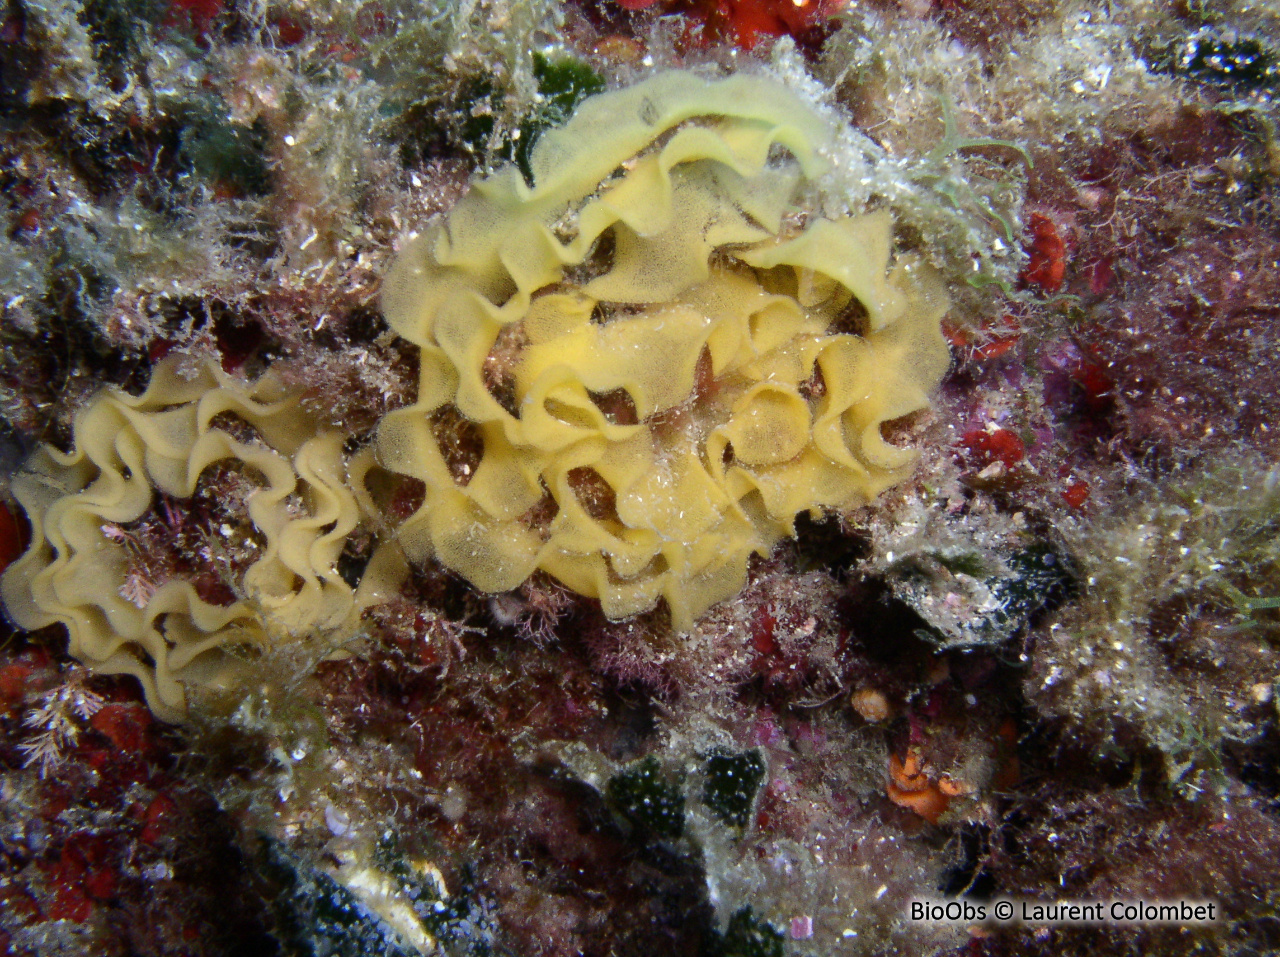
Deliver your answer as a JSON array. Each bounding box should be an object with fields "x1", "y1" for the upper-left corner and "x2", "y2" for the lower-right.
[
  {"x1": 0, "y1": 70, "x2": 951, "y2": 720},
  {"x1": 0, "y1": 359, "x2": 402, "y2": 719},
  {"x1": 377, "y1": 70, "x2": 951, "y2": 630}
]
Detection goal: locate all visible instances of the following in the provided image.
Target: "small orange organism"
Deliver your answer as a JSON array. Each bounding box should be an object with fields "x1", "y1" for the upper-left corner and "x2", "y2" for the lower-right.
[{"x1": 886, "y1": 751, "x2": 955, "y2": 825}]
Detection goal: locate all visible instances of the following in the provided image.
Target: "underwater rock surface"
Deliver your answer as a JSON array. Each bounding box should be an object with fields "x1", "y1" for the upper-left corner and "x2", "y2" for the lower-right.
[{"x1": 0, "y1": 0, "x2": 1278, "y2": 955}]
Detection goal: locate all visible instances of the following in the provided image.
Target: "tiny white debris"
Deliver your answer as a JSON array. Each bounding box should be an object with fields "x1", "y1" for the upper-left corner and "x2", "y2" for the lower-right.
[
  {"x1": 143, "y1": 862, "x2": 173, "y2": 881},
  {"x1": 324, "y1": 803, "x2": 350, "y2": 836}
]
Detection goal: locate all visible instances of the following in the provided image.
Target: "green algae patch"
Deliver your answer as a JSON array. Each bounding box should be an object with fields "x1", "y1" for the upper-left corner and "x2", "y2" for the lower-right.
[
  {"x1": 701, "y1": 748, "x2": 766, "y2": 830},
  {"x1": 606, "y1": 754, "x2": 686, "y2": 838}
]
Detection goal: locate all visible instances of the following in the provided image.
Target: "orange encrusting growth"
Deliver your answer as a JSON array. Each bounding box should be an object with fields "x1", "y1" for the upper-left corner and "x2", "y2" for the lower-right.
[
  {"x1": 886, "y1": 751, "x2": 953, "y2": 825},
  {"x1": 1021, "y1": 213, "x2": 1066, "y2": 293}
]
